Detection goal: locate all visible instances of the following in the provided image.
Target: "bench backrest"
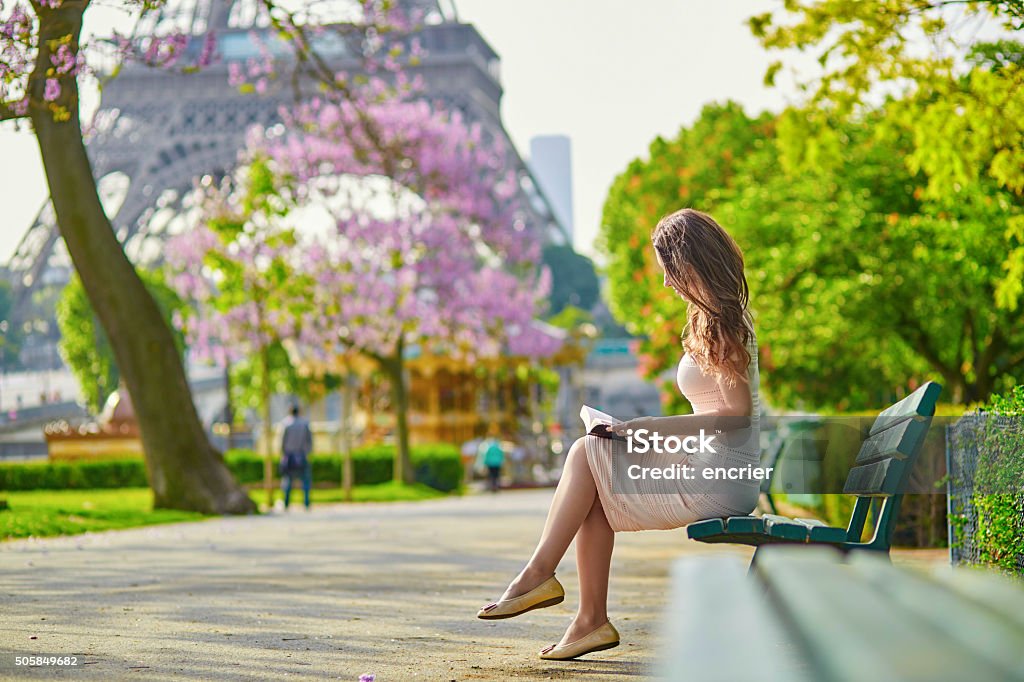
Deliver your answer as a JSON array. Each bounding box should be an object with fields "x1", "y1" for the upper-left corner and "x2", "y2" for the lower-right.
[{"x1": 842, "y1": 381, "x2": 942, "y2": 548}]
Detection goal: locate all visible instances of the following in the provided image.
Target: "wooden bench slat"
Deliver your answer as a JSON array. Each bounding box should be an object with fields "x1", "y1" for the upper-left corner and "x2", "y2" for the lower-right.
[
  {"x1": 659, "y1": 554, "x2": 811, "y2": 681},
  {"x1": 685, "y1": 518, "x2": 725, "y2": 540},
  {"x1": 868, "y1": 382, "x2": 941, "y2": 436},
  {"x1": 926, "y1": 565, "x2": 1024, "y2": 633},
  {"x1": 854, "y1": 417, "x2": 928, "y2": 466},
  {"x1": 724, "y1": 515, "x2": 764, "y2": 534},
  {"x1": 762, "y1": 514, "x2": 810, "y2": 541},
  {"x1": 792, "y1": 518, "x2": 847, "y2": 544},
  {"x1": 755, "y1": 546, "x2": 1010, "y2": 681},
  {"x1": 848, "y1": 552, "x2": 1024, "y2": 680},
  {"x1": 842, "y1": 457, "x2": 902, "y2": 496},
  {"x1": 689, "y1": 515, "x2": 846, "y2": 545}
]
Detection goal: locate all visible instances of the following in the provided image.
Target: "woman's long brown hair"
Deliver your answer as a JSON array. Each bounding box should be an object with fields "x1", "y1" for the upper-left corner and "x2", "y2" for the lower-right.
[{"x1": 652, "y1": 208, "x2": 752, "y2": 387}]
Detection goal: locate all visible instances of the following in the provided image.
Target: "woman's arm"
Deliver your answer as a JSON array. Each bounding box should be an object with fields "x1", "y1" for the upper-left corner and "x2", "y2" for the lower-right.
[{"x1": 610, "y1": 370, "x2": 753, "y2": 438}]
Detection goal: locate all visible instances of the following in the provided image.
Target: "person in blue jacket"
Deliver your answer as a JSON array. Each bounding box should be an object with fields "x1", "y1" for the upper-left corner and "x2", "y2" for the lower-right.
[
  {"x1": 476, "y1": 424, "x2": 506, "y2": 493},
  {"x1": 279, "y1": 404, "x2": 313, "y2": 510}
]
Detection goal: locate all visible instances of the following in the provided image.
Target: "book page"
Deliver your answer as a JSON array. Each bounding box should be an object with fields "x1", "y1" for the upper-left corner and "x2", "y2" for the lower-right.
[{"x1": 580, "y1": 405, "x2": 621, "y2": 431}]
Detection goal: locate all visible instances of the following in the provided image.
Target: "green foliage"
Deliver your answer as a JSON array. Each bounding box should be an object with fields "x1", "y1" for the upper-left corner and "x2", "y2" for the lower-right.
[
  {"x1": 970, "y1": 385, "x2": 1024, "y2": 573},
  {"x1": 56, "y1": 270, "x2": 187, "y2": 413},
  {"x1": 226, "y1": 341, "x2": 340, "y2": 420},
  {"x1": 545, "y1": 304, "x2": 594, "y2": 330},
  {"x1": 599, "y1": 98, "x2": 1024, "y2": 410},
  {"x1": 0, "y1": 444, "x2": 463, "y2": 493},
  {"x1": 750, "y1": 2, "x2": 1024, "y2": 313},
  {"x1": 0, "y1": 278, "x2": 21, "y2": 370},
  {"x1": 541, "y1": 245, "x2": 600, "y2": 316}
]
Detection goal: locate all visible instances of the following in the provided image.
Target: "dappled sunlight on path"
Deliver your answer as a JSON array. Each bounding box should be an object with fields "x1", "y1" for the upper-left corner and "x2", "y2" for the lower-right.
[{"x1": 0, "y1": 489, "x2": 755, "y2": 680}]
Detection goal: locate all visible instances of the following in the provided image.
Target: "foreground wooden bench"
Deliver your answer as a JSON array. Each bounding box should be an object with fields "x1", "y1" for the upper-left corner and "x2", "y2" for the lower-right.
[
  {"x1": 658, "y1": 546, "x2": 1024, "y2": 681},
  {"x1": 686, "y1": 381, "x2": 942, "y2": 560}
]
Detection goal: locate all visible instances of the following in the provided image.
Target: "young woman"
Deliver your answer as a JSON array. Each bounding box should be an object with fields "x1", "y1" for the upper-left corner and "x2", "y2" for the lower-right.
[{"x1": 476, "y1": 208, "x2": 761, "y2": 660}]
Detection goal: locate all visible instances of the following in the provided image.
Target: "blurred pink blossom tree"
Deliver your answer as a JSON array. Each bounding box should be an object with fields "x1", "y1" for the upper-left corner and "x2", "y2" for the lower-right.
[{"x1": 169, "y1": 92, "x2": 559, "y2": 484}]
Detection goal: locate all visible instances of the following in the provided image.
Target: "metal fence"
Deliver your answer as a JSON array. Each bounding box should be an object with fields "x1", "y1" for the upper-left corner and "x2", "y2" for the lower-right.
[{"x1": 946, "y1": 413, "x2": 1024, "y2": 573}]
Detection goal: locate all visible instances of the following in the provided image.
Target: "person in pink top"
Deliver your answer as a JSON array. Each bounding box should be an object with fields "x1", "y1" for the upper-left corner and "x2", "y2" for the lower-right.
[{"x1": 477, "y1": 208, "x2": 761, "y2": 660}]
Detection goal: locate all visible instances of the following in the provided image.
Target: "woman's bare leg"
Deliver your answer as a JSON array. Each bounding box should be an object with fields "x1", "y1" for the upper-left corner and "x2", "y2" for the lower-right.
[
  {"x1": 498, "y1": 437, "x2": 598, "y2": 600},
  {"x1": 557, "y1": 495, "x2": 614, "y2": 645}
]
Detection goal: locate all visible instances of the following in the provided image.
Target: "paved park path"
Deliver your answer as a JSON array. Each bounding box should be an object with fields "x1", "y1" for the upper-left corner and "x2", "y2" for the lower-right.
[
  {"x1": 0, "y1": 490, "x2": 943, "y2": 681},
  {"x1": 0, "y1": 489, "x2": 757, "y2": 680}
]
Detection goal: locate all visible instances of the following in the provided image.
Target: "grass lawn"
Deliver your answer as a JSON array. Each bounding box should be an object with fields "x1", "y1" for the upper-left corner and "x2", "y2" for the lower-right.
[
  {"x1": 0, "y1": 488, "x2": 203, "y2": 541},
  {"x1": 0, "y1": 481, "x2": 449, "y2": 541},
  {"x1": 295, "y1": 480, "x2": 446, "y2": 504}
]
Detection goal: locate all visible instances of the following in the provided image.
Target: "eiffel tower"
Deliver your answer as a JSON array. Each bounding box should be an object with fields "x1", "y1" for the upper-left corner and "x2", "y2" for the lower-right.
[{"x1": 6, "y1": 0, "x2": 569, "y2": 368}]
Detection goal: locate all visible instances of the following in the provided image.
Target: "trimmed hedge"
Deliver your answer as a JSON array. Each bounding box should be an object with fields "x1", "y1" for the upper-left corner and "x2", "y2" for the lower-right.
[
  {"x1": 0, "y1": 459, "x2": 149, "y2": 491},
  {"x1": 0, "y1": 444, "x2": 463, "y2": 493},
  {"x1": 226, "y1": 443, "x2": 462, "y2": 492},
  {"x1": 967, "y1": 386, "x2": 1024, "y2": 574}
]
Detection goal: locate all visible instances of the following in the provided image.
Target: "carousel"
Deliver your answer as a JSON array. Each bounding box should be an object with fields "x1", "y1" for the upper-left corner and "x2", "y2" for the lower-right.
[
  {"x1": 44, "y1": 382, "x2": 143, "y2": 460},
  {"x1": 285, "y1": 320, "x2": 591, "y2": 449}
]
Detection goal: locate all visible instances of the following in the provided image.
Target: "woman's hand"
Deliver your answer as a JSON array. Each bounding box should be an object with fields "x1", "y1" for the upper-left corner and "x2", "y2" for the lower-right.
[{"x1": 611, "y1": 416, "x2": 658, "y2": 437}]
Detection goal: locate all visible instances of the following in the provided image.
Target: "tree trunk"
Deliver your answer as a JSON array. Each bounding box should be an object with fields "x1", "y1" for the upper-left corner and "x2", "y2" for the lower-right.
[
  {"x1": 260, "y1": 344, "x2": 274, "y2": 508},
  {"x1": 30, "y1": 3, "x2": 254, "y2": 514},
  {"x1": 225, "y1": 361, "x2": 235, "y2": 450},
  {"x1": 382, "y1": 343, "x2": 413, "y2": 485},
  {"x1": 341, "y1": 370, "x2": 354, "y2": 501}
]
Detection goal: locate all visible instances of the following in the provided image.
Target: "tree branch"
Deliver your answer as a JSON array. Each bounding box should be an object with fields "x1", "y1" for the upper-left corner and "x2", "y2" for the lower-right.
[
  {"x1": 893, "y1": 307, "x2": 962, "y2": 386},
  {"x1": 0, "y1": 102, "x2": 28, "y2": 122},
  {"x1": 259, "y1": 0, "x2": 402, "y2": 177},
  {"x1": 965, "y1": 307, "x2": 980, "y2": 372},
  {"x1": 336, "y1": 334, "x2": 388, "y2": 365}
]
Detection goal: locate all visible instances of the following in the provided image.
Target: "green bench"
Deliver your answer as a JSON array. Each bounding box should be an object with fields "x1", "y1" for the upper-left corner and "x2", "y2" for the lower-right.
[
  {"x1": 686, "y1": 381, "x2": 942, "y2": 559},
  {"x1": 658, "y1": 545, "x2": 1024, "y2": 681}
]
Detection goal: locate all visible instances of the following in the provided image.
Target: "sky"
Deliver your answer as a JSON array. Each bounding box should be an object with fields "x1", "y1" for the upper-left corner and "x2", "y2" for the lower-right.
[{"x1": 0, "y1": 0, "x2": 807, "y2": 266}]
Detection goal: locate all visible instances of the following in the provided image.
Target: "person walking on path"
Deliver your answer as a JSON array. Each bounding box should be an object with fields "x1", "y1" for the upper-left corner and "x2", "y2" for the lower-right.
[
  {"x1": 280, "y1": 404, "x2": 314, "y2": 510},
  {"x1": 476, "y1": 425, "x2": 506, "y2": 493}
]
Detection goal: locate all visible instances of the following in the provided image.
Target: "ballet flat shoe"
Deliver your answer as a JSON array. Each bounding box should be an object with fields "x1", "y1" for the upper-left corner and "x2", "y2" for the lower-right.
[
  {"x1": 477, "y1": 575, "x2": 565, "y2": 620},
  {"x1": 539, "y1": 621, "x2": 620, "y2": 661}
]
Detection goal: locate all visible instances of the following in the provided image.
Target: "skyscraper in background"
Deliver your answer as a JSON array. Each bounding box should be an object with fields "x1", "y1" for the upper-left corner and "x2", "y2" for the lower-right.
[{"x1": 529, "y1": 135, "x2": 574, "y2": 244}]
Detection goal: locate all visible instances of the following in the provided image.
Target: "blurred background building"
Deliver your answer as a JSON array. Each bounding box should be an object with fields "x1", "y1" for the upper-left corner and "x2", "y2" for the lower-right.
[{"x1": 529, "y1": 135, "x2": 575, "y2": 244}]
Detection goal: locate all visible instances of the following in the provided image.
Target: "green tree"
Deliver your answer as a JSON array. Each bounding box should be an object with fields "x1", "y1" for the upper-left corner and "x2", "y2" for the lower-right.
[
  {"x1": 750, "y1": 1, "x2": 1024, "y2": 311},
  {"x1": 720, "y1": 108, "x2": 1024, "y2": 407},
  {"x1": 541, "y1": 245, "x2": 600, "y2": 316},
  {"x1": 599, "y1": 101, "x2": 1024, "y2": 411},
  {"x1": 56, "y1": 271, "x2": 187, "y2": 414}
]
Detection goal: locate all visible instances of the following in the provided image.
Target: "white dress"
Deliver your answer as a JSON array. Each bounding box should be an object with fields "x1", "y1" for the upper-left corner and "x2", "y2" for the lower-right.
[{"x1": 585, "y1": 324, "x2": 761, "y2": 532}]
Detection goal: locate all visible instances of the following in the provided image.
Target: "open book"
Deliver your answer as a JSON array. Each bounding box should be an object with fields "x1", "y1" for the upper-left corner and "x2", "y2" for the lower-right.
[{"x1": 580, "y1": 405, "x2": 627, "y2": 442}]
